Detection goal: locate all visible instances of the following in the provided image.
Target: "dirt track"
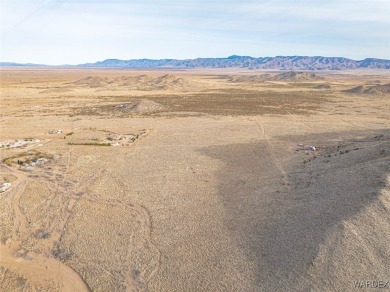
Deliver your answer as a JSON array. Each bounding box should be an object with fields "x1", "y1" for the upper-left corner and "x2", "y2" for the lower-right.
[{"x1": 0, "y1": 68, "x2": 389, "y2": 291}]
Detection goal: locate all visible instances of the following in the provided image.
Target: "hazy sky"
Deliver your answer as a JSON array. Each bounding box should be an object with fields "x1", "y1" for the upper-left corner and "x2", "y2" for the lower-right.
[{"x1": 1, "y1": 0, "x2": 389, "y2": 64}]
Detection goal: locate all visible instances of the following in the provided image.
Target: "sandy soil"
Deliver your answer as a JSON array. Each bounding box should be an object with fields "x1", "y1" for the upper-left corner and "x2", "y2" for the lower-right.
[{"x1": 0, "y1": 68, "x2": 389, "y2": 291}]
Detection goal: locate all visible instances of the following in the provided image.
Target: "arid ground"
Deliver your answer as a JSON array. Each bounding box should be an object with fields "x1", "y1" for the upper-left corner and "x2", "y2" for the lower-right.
[{"x1": 0, "y1": 68, "x2": 389, "y2": 291}]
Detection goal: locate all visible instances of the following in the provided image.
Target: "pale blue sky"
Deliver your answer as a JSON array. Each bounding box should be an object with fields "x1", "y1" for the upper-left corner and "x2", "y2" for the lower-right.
[{"x1": 1, "y1": 0, "x2": 389, "y2": 65}]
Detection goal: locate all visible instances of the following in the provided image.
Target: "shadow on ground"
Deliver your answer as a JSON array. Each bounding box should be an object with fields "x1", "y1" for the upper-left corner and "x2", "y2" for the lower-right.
[{"x1": 200, "y1": 128, "x2": 390, "y2": 290}]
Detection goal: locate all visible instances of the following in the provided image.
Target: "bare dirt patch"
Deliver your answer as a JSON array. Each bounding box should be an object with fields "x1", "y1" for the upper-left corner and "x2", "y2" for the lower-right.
[{"x1": 0, "y1": 68, "x2": 389, "y2": 291}]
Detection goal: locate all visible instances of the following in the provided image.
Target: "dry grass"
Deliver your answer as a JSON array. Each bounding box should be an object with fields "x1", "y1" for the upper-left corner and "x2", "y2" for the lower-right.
[{"x1": 0, "y1": 68, "x2": 389, "y2": 291}]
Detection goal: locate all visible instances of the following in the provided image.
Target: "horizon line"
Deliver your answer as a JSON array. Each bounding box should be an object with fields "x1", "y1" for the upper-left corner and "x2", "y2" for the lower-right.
[{"x1": 1, "y1": 54, "x2": 390, "y2": 67}]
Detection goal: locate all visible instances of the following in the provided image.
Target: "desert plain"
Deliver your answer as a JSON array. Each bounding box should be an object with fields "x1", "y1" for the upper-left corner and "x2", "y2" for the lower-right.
[{"x1": 0, "y1": 68, "x2": 389, "y2": 291}]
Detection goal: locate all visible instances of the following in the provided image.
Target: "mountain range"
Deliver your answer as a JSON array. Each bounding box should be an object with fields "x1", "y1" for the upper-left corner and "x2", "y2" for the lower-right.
[{"x1": 1, "y1": 56, "x2": 390, "y2": 70}]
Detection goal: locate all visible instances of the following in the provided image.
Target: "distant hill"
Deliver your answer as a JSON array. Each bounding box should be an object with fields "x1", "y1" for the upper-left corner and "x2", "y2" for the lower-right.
[
  {"x1": 79, "y1": 56, "x2": 390, "y2": 70},
  {"x1": 0, "y1": 62, "x2": 46, "y2": 67},
  {"x1": 227, "y1": 72, "x2": 323, "y2": 83},
  {"x1": 271, "y1": 71, "x2": 324, "y2": 81},
  {"x1": 345, "y1": 83, "x2": 390, "y2": 95},
  {"x1": 2, "y1": 56, "x2": 390, "y2": 70},
  {"x1": 314, "y1": 83, "x2": 332, "y2": 89}
]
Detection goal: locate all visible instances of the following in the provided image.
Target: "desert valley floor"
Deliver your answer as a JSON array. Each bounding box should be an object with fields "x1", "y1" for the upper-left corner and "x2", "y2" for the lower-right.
[{"x1": 0, "y1": 68, "x2": 389, "y2": 291}]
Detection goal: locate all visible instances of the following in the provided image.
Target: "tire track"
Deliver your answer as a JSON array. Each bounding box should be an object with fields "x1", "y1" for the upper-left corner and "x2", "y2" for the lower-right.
[{"x1": 254, "y1": 118, "x2": 290, "y2": 187}]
